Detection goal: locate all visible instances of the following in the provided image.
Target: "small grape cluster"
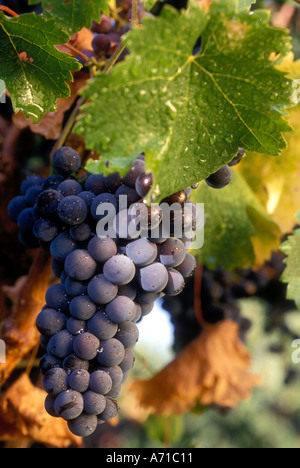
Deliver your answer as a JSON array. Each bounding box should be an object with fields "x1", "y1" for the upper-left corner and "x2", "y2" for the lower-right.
[{"x1": 8, "y1": 147, "x2": 198, "y2": 437}]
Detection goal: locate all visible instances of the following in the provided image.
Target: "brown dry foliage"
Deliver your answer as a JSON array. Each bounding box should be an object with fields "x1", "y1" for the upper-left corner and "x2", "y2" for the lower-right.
[{"x1": 131, "y1": 320, "x2": 261, "y2": 416}]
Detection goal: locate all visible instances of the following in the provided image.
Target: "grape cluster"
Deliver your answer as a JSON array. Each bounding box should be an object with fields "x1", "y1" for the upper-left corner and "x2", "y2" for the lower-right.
[{"x1": 8, "y1": 147, "x2": 199, "y2": 437}]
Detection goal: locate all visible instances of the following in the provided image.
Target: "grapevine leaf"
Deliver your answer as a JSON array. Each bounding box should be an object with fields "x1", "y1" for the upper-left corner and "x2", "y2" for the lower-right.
[
  {"x1": 281, "y1": 213, "x2": 300, "y2": 309},
  {"x1": 190, "y1": 171, "x2": 281, "y2": 270},
  {"x1": 28, "y1": 0, "x2": 109, "y2": 35},
  {"x1": 0, "y1": 12, "x2": 81, "y2": 123},
  {"x1": 76, "y1": 0, "x2": 293, "y2": 202}
]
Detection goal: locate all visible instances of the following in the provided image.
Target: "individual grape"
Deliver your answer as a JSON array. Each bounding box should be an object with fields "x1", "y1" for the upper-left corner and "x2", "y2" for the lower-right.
[
  {"x1": 158, "y1": 238, "x2": 186, "y2": 268},
  {"x1": 42, "y1": 174, "x2": 64, "y2": 191},
  {"x1": 166, "y1": 190, "x2": 188, "y2": 205},
  {"x1": 205, "y1": 165, "x2": 232, "y2": 189},
  {"x1": 103, "y1": 255, "x2": 136, "y2": 285},
  {"x1": 88, "y1": 236, "x2": 117, "y2": 263},
  {"x1": 123, "y1": 158, "x2": 146, "y2": 188},
  {"x1": 45, "y1": 395, "x2": 59, "y2": 418},
  {"x1": 63, "y1": 354, "x2": 89, "y2": 373},
  {"x1": 7, "y1": 196, "x2": 28, "y2": 222},
  {"x1": 65, "y1": 249, "x2": 97, "y2": 281},
  {"x1": 52, "y1": 147, "x2": 82, "y2": 176},
  {"x1": 39, "y1": 354, "x2": 62, "y2": 375},
  {"x1": 228, "y1": 148, "x2": 245, "y2": 167},
  {"x1": 78, "y1": 191, "x2": 96, "y2": 208},
  {"x1": 98, "y1": 397, "x2": 119, "y2": 422},
  {"x1": 119, "y1": 348, "x2": 135, "y2": 373},
  {"x1": 76, "y1": 49, "x2": 95, "y2": 69},
  {"x1": 33, "y1": 218, "x2": 59, "y2": 242},
  {"x1": 97, "y1": 366, "x2": 123, "y2": 387},
  {"x1": 104, "y1": 172, "x2": 123, "y2": 193},
  {"x1": 47, "y1": 330, "x2": 74, "y2": 359},
  {"x1": 176, "y1": 253, "x2": 197, "y2": 278},
  {"x1": 136, "y1": 291, "x2": 159, "y2": 305},
  {"x1": 36, "y1": 308, "x2": 67, "y2": 336},
  {"x1": 84, "y1": 391, "x2": 107, "y2": 416},
  {"x1": 92, "y1": 34, "x2": 111, "y2": 55},
  {"x1": 97, "y1": 338, "x2": 125, "y2": 367},
  {"x1": 67, "y1": 413, "x2": 98, "y2": 437},
  {"x1": 57, "y1": 179, "x2": 82, "y2": 197},
  {"x1": 115, "y1": 185, "x2": 140, "y2": 207},
  {"x1": 17, "y1": 207, "x2": 37, "y2": 232},
  {"x1": 133, "y1": 303, "x2": 142, "y2": 322},
  {"x1": 65, "y1": 276, "x2": 87, "y2": 297},
  {"x1": 107, "y1": 386, "x2": 122, "y2": 399},
  {"x1": 43, "y1": 368, "x2": 68, "y2": 396},
  {"x1": 115, "y1": 322, "x2": 139, "y2": 349},
  {"x1": 36, "y1": 189, "x2": 63, "y2": 218},
  {"x1": 126, "y1": 238, "x2": 158, "y2": 267},
  {"x1": 45, "y1": 284, "x2": 70, "y2": 313},
  {"x1": 67, "y1": 317, "x2": 87, "y2": 336},
  {"x1": 21, "y1": 175, "x2": 44, "y2": 195},
  {"x1": 73, "y1": 332, "x2": 100, "y2": 361},
  {"x1": 91, "y1": 193, "x2": 118, "y2": 221},
  {"x1": 135, "y1": 173, "x2": 153, "y2": 198},
  {"x1": 138, "y1": 262, "x2": 168, "y2": 293},
  {"x1": 89, "y1": 370, "x2": 113, "y2": 395},
  {"x1": 85, "y1": 174, "x2": 106, "y2": 195},
  {"x1": 50, "y1": 232, "x2": 77, "y2": 262},
  {"x1": 68, "y1": 369, "x2": 90, "y2": 393},
  {"x1": 164, "y1": 269, "x2": 185, "y2": 296},
  {"x1": 92, "y1": 15, "x2": 113, "y2": 33},
  {"x1": 118, "y1": 283, "x2": 137, "y2": 301},
  {"x1": 58, "y1": 196, "x2": 88, "y2": 226},
  {"x1": 69, "y1": 223, "x2": 91, "y2": 242},
  {"x1": 69, "y1": 295, "x2": 97, "y2": 321},
  {"x1": 25, "y1": 185, "x2": 43, "y2": 205},
  {"x1": 106, "y1": 296, "x2": 137, "y2": 323},
  {"x1": 87, "y1": 311, "x2": 118, "y2": 341},
  {"x1": 18, "y1": 230, "x2": 40, "y2": 249},
  {"x1": 54, "y1": 390, "x2": 84, "y2": 420},
  {"x1": 139, "y1": 302, "x2": 154, "y2": 317},
  {"x1": 87, "y1": 274, "x2": 118, "y2": 305}
]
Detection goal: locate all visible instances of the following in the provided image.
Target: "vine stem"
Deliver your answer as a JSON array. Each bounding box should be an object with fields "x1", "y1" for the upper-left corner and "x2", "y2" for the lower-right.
[
  {"x1": 0, "y1": 6, "x2": 19, "y2": 17},
  {"x1": 63, "y1": 43, "x2": 90, "y2": 63},
  {"x1": 131, "y1": 0, "x2": 140, "y2": 26}
]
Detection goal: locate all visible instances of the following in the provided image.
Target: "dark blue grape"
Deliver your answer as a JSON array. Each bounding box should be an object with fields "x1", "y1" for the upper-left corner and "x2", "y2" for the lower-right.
[
  {"x1": 163, "y1": 269, "x2": 185, "y2": 296},
  {"x1": 68, "y1": 369, "x2": 90, "y2": 392},
  {"x1": 85, "y1": 174, "x2": 106, "y2": 195},
  {"x1": 103, "y1": 255, "x2": 135, "y2": 285},
  {"x1": 135, "y1": 173, "x2": 153, "y2": 198},
  {"x1": 42, "y1": 174, "x2": 64, "y2": 191},
  {"x1": 36, "y1": 308, "x2": 67, "y2": 336},
  {"x1": 91, "y1": 193, "x2": 118, "y2": 221},
  {"x1": 25, "y1": 185, "x2": 43, "y2": 205},
  {"x1": 7, "y1": 196, "x2": 28, "y2": 222},
  {"x1": 69, "y1": 223, "x2": 91, "y2": 242},
  {"x1": 104, "y1": 172, "x2": 122, "y2": 193},
  {"x1": 50, "y1": 232, "x2": 77, "y2": 262},
  {"x1": 67, "y1": 318, "x2": 87, "y2": 336},
  {"x1": 158, "y1": 238, "x2": 186, "y2": 268},
  {"x1": 89, "y1": 370, "x2": 112, "y2": 395},
  {"x1": 83, "y1": 391, "x2": 106, "y2": 415},
  {"x1": 65, "y1": 249, "x2": 97, "y2": 281},
  {"x1": 43, "y1": 368, "x2": 68, "y2": 395},
  {"x1": 64, "y1": 276, "x2": 88, "y2": 297},
  {"x1": 78, "y1": 191, "x2": 96, "y2": 208},
  {"x1": 98, "y1": 397, "x2": 119, "y2": 422},
  {"x1": 176, "y1": 253, "x2": 197, "y2": 278},
  {"x1": 57, "y1": 179, "x2": 83, "y2": 197},
  {"x1": 119, "y1": 348, "x2": 135, "y2": 373},
  {"x1": 87, "y1": 311, "x2": 118, "y2": 341},
  {"x1": 97, "y1": 338, "x2": 125, "y2": 367},
  {"x1": 63, "y1": 354, "x2": 89, "y2": 372},
  {"x1": 17, "y1": 207, "x2": 37, "y2": 232},
  {"x1": 123, "y1": 158, "x2": 146, "y2": 188},
  {"x1": 47, "y1": 330, "x2": 74, "y2": 359},
  {"x1": 115, "y1": 185, "x2": 140, "y2": 207},
  {"x1": 97, "y1": 366, "x2": 123, "y2": 387},
  {"x1": 54, "y1": 390, "x2": 84, "y2": 420},
  {"x1": 58, "y1": 196, "x2": 88, "y2": 226},
  {"x1": 45, "y1": 284, "x2": 70, "y2": 313},
  {"x1": 115, "y1": 322, "x2": 139, "y2": 349},
  {"x1": 87, "y1": 274, "x2": 118, "y2": 305},
  {"x1": 105, "y1": 296, "x2": 136, "y2": 323},
  {"x1": 53, "y1": 147, "x2": 82, "y2": 176},
  {"x1": 67, "y1": 414, "x2": 98, "y2": 437},
  {"x1": 36, "y1": 190, "x2": 63, "y2": 218},
  {"x1": 88, "y1": 236, "x2": 117, "y2": 263},
  {"x1": 21, "y1": 175, "x2": 44, "y2": 195},
  {"x1": 69, "y1": 295, "x2": 97, "y2": 321},
  {"x1": 126, "y1": 238, "x2": 157, "y2": 267},
  {"x1": 33, "y1": 218, "x2": 59, "y2": 242},
  {"x1": 138, "y1": 262, "x2": 168, "y2": 293},
  {"x1": 39, "y1": 354, "x2": 62, "y2": 375},
  {"x1": 73, "y1": 332, "x2": 100, "y2": 361}
]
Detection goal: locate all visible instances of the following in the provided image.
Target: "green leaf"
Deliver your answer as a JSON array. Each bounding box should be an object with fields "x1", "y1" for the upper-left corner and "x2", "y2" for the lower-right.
[
  {"x1": 0, "y1": 12, "x2": 81, "y2": 123},
  {"x1": 76, "y1": 0, "x2": 293, "y2": 202},
  {"x1": 28, "y1": 0, "x2": 109, "y2": 35},
  {"x1": 281, "y1": 213, "x2": 300, "y2": 309},
  {"x1": 190, "y1": 170, "x2": 281, "y2": 271}
]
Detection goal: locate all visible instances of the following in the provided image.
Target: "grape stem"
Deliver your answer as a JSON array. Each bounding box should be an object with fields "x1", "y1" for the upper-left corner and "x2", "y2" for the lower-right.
[
  {"x1": 194, "y1": 263, "x2": 206, "y2": 327},
  {"x1": 0, "y1": 6, "x2": 19, "y2": 17},
  {"x1": 63, "y1": 43, "x2": 91, "y2": 63}
]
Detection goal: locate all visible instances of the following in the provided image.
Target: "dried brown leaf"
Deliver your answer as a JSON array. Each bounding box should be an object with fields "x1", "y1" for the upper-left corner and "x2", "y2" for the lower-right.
[
  {"x1": 131, "y1": 320, "x2": 261, "y2": 416},
  {"x1": 0, "y1": 374, "x2": 81, "y2": 447}
]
